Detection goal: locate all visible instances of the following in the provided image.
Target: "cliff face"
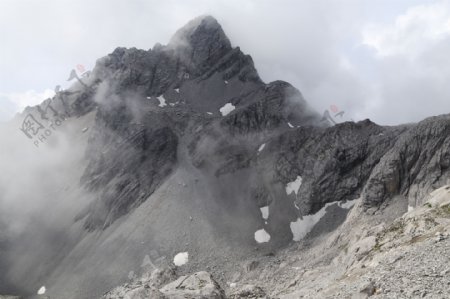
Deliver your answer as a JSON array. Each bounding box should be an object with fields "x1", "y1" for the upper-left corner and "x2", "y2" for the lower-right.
[{"x1": 3, "y1": 15, "x2": 450, "y2": 299}]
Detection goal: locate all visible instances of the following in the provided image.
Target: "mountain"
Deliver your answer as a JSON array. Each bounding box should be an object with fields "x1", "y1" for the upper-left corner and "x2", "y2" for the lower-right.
[{"x1": 1, "y1": 15, "x2": 450, "y2": 298}]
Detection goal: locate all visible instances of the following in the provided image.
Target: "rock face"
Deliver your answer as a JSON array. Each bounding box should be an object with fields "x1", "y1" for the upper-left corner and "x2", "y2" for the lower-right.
[
  {"x1": 4, "y1": 14, "x2": 450, "y2": 299},
  {"x1": 363, "y1": 116, "x2": 450, "y2": 210}
]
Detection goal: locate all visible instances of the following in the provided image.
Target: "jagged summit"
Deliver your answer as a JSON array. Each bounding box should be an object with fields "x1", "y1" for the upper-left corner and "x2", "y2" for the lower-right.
[
  {"x1": 92, "y1": 15, "x2": 262, "y2": 100},
  {"x1": 168, "y1": 15, "x2": 231, "y2": 51}
]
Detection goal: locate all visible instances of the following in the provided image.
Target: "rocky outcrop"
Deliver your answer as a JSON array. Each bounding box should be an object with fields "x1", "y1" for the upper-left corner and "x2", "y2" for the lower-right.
[
  {"x1": 363, "y1": 115, "x2": 450, "y2": 210},
  {"x1": 160, "y1": 271, "x2": 226, "y2": 299},
  {"x1": 103, "y1": 270, "x2": 225, "y2": 299},
  {"x1": 228, "y1": 284, "x2": 267, "y2": 298}
]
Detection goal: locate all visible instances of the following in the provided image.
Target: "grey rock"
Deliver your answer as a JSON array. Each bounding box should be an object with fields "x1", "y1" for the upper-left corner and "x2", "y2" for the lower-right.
[
  {"x1": 228, "y1": 284, "x2": 267, "y2": 298},
  {"x1": 245, "y1": 260, "x2": 259, "y2": 272},
  {"x1": 159, "y1": 271, "x2": 225, "y2": 298}
]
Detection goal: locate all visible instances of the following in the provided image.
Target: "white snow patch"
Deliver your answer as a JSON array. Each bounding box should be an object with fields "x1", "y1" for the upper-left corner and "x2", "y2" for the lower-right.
[
  {"x1": 173, "y1": 252, "x2": 189, "y2": 266},
  {"x1": 338, "y1": 199, "x2": 356, "y2": 209},
  {"x1": 286, "y1": 176, "x2": 302, "y2": 195},
  {"x1": 258, "y1": 143, "x2": 266, "y2": 152},
  {"x1": 207, "y1": 112, "x2": 213, "y2": 115},
  {"x1": 294, "y1": 202, "x2": 300, "y2": 210},
  {"x1": 260, "y1": 206, "x2": 269, "y2": 220},
  {"x1": 37, "y1": 286, "x2": 46, "y2": 295},
  {"x1": 290, "y1": 202, "x2": 334, "y2": 241},
  {"x1": 224, "y1": 80, "x2": 229, "y2": 84},
  {"x1": 175, "y1": 88, "x2": 179, "y2": 93},
  {"x1": 408, "y1": 205, "x2": 414, "y2": 212},
  {"x1": 146, "y1": 96, "x2": 151, "y2": 99},
  {"x1": 230, "y1": 282, "x2": 237, "y2": 288},
  {"x1": 219, "y1": 103, "x2": 235, "y2": 116},
  {"x1": 157, "y1": 96, "x2": 167, "y2": 107},
  {"x1": 288, "y1": 122, "x2": 294, "y2": 128},
  {"x1": 254, "y1": 229, "x2": 271, "y2": 243}
]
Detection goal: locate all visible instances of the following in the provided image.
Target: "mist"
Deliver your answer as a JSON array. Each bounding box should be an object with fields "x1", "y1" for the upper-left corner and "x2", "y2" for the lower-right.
[{"x1": 0, "y1": 91, "x2": 96, "y2": 295}]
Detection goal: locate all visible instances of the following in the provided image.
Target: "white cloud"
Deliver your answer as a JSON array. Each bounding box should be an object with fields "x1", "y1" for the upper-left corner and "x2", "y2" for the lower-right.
[
  {"x1": 363, "y1": 1, "x2": 450, "y2": 57},
  {"x1": 0, "y1": 89, "x2": 55, "y2": 120}
]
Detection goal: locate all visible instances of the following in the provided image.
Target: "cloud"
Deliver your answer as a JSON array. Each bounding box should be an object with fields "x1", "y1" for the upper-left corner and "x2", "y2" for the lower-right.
[
  {"x1": 362, "y1": 1, "x2": 450, "y2": 58},
  {"x1": 0, "y1": 89, "x2": 55, "y2": 121},
  {"x1": 358, "y1": 0, "x2": 450, "y2": 124}
]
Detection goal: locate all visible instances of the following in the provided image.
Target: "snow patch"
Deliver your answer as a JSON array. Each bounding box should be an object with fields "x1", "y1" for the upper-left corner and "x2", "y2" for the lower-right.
[
  {"x1": 173, "y1": 252, "x2": 188, "y2": 266},
  {"x1": 260, "y1": 206, "x2": 269, "y2": 220},
  {"x1": 224, "y1": 80, "x2": 229, "y2": 84},
  {"x1": 408, "y1": 205, "x2": 414, "y2": 212},
  {"x1": 207, "y1": 112, "x2": 213, "y2": 115},
  {"x1": 37, "y1": 286, "x2": 46, "y2": 295},
  {"x1": 286, "y1": 176, "x2": 302, "y2": 195},
  {"x1": 219, "y1": 103, "x2": 235, "y2": 116},
  {"x1": 290, "y1": 202, "x2": 334, "y2": 241},
  {"x1": 175, "y1": 88, "x2": 179, "y2": 93},
  {"x1": 288, "y1": 122, "x2": 294, "y2": 128},
  {"x1": 146, "y1": 96, "x2": 151, "y2": 99},
  {"x1": 157, "y1": 96, "x2": 167, "y2": 107},
  {"x1": 258, "y1": 143, "x2": 266, "y2": 152},
  {"x1": 338, "y1": 199, "x2": 356, "y2": 209},
  {"x1": 254, "y1": 229, "x2": 271, "y2": 243}
]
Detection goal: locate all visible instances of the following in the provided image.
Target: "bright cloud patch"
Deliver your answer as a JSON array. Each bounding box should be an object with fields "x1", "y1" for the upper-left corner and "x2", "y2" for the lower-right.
[
  {"x1": 286, "y1": 176, "x2": 302, "y2": 195},
  {"x1": 219, "y1": 103, "x2": 235, "y2": 116},
  {"x1": 254, "y1": 229, "x2": 270, "y2": 243},
  {"x1": 173, "y1": 252, "x2": 188, "y2": 266},
  {"x1": 362, "y1": 1, "x2": 450, "y2": 57},
  {"x1": 0, "y1": 89, "x2": 55, "y2": 120}
]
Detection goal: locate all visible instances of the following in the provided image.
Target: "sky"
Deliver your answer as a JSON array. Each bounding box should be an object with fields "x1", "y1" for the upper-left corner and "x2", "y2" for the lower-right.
[{"x1": 1, "y1": 0, "x2": 450, "y2": 125}]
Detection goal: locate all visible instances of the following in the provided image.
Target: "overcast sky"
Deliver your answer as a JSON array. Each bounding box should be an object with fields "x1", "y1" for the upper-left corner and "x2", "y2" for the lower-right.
[{"x1": 1, "y1": 0, "x2": 449, "y2": 125}]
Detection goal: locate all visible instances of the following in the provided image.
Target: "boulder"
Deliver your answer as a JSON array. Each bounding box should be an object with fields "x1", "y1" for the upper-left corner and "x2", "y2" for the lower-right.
[{"x1": 159, "y1": 271, "x2": 225, "y2": 298}]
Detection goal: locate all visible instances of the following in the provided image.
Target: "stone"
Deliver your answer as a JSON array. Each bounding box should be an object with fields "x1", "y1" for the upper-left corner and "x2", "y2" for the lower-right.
[
  {"x1": 159, "y1": 271, "x2": 225, "y2": 299},
  {"x1": 228, "y1": 284, "x2": 267, "y2": 298}
]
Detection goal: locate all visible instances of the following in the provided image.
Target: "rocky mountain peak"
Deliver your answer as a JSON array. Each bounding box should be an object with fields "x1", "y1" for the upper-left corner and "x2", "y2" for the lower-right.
[{"x1": 168, "y1": 15, "x2": 231, "y2": 53}]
